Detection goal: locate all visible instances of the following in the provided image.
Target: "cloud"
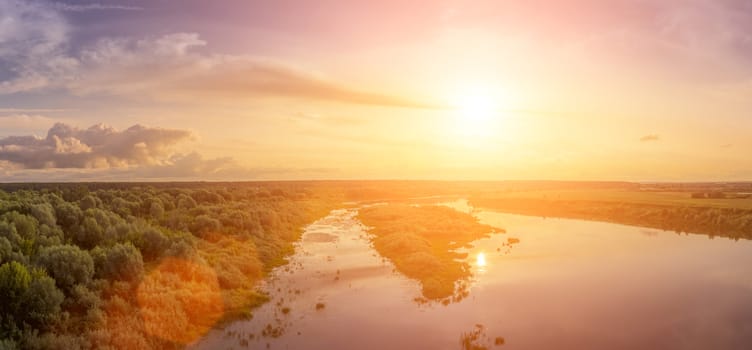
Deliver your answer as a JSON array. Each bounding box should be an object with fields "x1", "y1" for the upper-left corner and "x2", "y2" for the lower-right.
[
  {"x1": 0, "y1": 152, "x2": 338, "y2": 182},
  {"x1": 51, "y1": 2, "x2": 143, "y2": 11},
  {"x1": 0, "y1": 1, "x2": 438, "y2": 109},
  {"x1": 639, "y1": 134, "x2": 660, "y2": 142},
  {"x1": 0, "y1": 122, "x2": 193, "y2": 169},
  {"x1": 0, "y1": 0, "x2": 77, "y2": 93},
  {"x1": 68, "y1": 33, "x2": 438, "y2": 108},
  {"x1": 0, "y1": 122, "x2": 339, "y2": 181}
]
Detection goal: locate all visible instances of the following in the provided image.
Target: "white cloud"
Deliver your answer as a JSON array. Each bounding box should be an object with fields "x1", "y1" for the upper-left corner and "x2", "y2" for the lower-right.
[
  {"x1": 64, "y1": 33, "x2": 436, "y2": 107},
  {"x1": 0, "y1": 122, "x2": 336, "y2": 181},
  {"x1": 0, "y1": 0, "x2": 437, "y2": 108},
  {"x1": 0, "y1": 122, "x2": 193, "y2": 169}
]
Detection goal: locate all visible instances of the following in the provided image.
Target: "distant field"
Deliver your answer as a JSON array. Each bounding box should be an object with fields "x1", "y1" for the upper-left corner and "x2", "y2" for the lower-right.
[
  {"x1": 474, "y1": 189, "x2": 752, "y2": 210},
  {"x1": 471, "y1": 189, "x2": 752, "y2": 240}
]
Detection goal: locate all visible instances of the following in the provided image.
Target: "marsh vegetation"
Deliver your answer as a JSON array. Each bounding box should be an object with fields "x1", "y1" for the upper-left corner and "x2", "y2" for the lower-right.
[{"x1": 358, "y1": 204, "x2": 501, "y2": 300}]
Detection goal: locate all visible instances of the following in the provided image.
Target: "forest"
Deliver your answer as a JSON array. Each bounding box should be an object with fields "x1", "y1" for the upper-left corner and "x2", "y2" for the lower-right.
[{"x1": 0, "y1": 183, "x2": 337, "y2": 349}]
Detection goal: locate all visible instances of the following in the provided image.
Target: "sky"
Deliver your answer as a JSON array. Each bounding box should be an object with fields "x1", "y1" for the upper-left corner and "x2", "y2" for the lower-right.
[{"x1": 0, "y1": 0, "x2": 751, "y2": 181}]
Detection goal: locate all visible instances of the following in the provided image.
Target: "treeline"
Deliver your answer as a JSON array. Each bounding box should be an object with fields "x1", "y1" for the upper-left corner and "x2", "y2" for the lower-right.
[
  {"x1": 470, "y1": 197, "x2": 752, "y2": 240},
  {"x1": 0, "y1": 184, "x2": 336, "y2": 349}
]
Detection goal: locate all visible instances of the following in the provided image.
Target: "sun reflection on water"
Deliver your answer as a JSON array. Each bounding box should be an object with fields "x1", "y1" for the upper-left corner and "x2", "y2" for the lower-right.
[{"x1": 476, "y1": 252, "x2": 487, "y2": 273}]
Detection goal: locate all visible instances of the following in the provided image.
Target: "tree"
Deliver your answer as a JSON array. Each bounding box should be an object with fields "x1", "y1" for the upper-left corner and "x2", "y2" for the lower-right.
[
  {"x1": 52, "y1": 202, "x2": 81, "y2": 233},
  {"x1": 0, "y1": 262, "x2": 31, "y2": 320},
  {"x1": 0, "y1": 238, "x2": 11, "y2": 264},
  {"x1": 79, "y1": 195, "x2": 99, "y2": 211},
  {"x1": 23, "y1": 269, "x2": 64, "y2": 329},
  {"x1": 0, "y1": 262, "x2": 63, "y2": 331},
  {"x1": 189, "y1": 215, "x2": 221, "y2": 237},
  {"x1": 92, "y1": 243, "x2": 144, "y2": 282},
  {"x1": 0, "y1": 338, "x2": 17, "y2": 350},
  {"x1": 176, "y1": 194, "x2": 196, "y2": 210},
  {"x1": 29, "y1": 204, "x2": 56, "y2": 228},
  {"x1": 136, "y1": 228, "x2": 170, "y2": 261},
  {"x1": 35, "y1": 245, "x2": 94, "y2": 294},
  {"x1": 2, "y1": 212, "x2": 37, "y2": 241},
  {"x1": 149, "y1": 201, "x2": 164, "y2": 220},
  {"x1": 75, "y1": 217, "x2": 104, "y2": 250}
]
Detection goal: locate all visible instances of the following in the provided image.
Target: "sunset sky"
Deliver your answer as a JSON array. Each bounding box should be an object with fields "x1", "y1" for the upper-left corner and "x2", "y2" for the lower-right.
[{"x1": 1, "y1": 0, "x2": 751, "y2": 181}]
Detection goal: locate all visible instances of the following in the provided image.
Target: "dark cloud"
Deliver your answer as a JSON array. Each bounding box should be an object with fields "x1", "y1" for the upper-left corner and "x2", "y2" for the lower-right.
[
  {"x1": 0, "y1": 123, "x2": 192, "y2": 169},
  {"x1": 639, "y1": 134, "x2": 660, "y2": 142}
]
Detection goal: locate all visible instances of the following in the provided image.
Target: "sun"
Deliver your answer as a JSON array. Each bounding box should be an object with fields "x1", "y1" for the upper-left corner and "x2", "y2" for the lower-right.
[
  {"x1": 456, "y1": 92, "x2": 495, "y2": 122},
  {"x1": 450, "y1": 87, "x2": 500, "y2": 139}
]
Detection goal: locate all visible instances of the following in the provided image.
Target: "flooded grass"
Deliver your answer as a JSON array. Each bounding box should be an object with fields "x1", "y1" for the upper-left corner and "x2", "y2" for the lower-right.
[
  {"x1": 459, "y1": 324, "x2": 504, "y2": 350},
  {"x1": 358, "y1": 204, "x2": 502, "y2": 300}
]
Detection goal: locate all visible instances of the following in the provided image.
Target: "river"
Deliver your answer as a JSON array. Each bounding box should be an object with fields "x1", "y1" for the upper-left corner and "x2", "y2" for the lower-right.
[{"x1": 191, "y1": 200, "x2": 752, "y2": 349}]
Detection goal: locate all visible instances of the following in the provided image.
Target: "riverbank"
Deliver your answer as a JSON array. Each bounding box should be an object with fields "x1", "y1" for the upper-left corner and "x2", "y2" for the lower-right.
[{"x1": 471, "y1": 190, "x2": 752, "y2": 240}]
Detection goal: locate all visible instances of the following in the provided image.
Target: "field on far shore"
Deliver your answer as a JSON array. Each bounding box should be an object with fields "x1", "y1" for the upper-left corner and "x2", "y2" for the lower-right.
[{"x1": 472, "y1": 189, "x2": 752, "y2": 209}]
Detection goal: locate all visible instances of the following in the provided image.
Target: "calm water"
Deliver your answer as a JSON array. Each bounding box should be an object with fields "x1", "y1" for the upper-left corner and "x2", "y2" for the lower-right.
[{"x1": 192, "y1": 201, "x2": 752, "y2": 350}]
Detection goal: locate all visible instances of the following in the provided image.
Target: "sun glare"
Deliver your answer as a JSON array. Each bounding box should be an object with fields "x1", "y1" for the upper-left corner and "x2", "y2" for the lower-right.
[
  {"x1": 456, "y1": 92, "x2": 495, "y2": 122},
  {"x1": 450, "y1": 86, "x2": 502, "y2": 140},
  {"x1": 476, "y1": 252, "x2": 487, "y2": 267}
]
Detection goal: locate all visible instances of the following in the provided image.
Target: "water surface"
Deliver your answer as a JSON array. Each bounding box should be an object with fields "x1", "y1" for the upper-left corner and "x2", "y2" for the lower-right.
[{"x1": 192, "y1": 201, "x2": 752, "y2": 349}]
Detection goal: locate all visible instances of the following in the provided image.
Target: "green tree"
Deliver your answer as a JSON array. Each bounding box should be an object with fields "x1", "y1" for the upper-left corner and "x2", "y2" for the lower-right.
[
  {"x1": 0, "y1": 238, "x2": 11, "y2": 264},
  {"x1": 190, "y1": 215, "x2": 221, "y2": 237},
  {"x1": 92, "y1": 243, "x2": 144, "y2": 282},
  {"x1": 0, "y1": 262, "x2": 63, "y2": 331},
  {"x1": 149, "y1": 201, "x2": 164, "y2": 220},
  {"x1": 75, "y1": 217, "x2": 103, "y2": 249},
  {"x1": 0, "y1": 262, "x2": 31, "y2": 320},
  {"x1": 136, "y1": 228, "x2": 170, "y2": 261},
  {"x1": 29, "y1": 204, "x2": 56, "y2": 228},
  {"x1": 0, "y1": 338, "x2": 17, "y2": 350},
  {"x1": 35, "y1": 245, "x2": 94, "y2": 294},
  {"x1": 24, "y1": 269, "x2": 64, "y2": 329},
  {"x1": 79, "y1": 195, "x2": 99, "y2": 211}
]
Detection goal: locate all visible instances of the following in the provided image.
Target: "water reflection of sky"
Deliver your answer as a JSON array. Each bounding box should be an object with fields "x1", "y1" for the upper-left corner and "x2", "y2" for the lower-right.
[{"x1": 194, "y1": 203, "x2": 752, "y2": 350}]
